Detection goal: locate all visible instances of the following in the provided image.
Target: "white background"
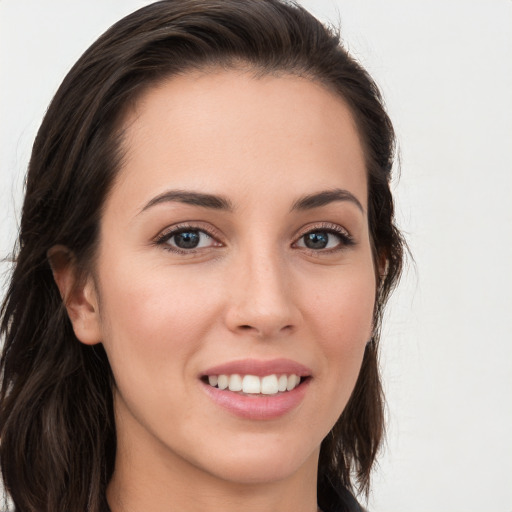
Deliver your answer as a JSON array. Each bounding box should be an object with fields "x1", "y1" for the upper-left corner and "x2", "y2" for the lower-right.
[{"x1": 1, "y1": 1, "x2": 511, "y2": 511}]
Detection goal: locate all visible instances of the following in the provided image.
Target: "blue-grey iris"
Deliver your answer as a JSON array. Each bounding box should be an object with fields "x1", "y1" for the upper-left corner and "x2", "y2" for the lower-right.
[
  {"x1": 174, "y1": 231, "x2": 200, "y2": 249},
  {"x1": 304, "y1": 232, "x2": 328, "y2": 249}
]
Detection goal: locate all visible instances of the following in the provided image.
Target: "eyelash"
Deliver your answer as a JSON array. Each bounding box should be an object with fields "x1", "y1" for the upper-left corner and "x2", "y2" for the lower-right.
[
  {"x1": 154, "y1": 222, "x2": 354, "y2": 255},
  {"x1": 154, "y1": 223, "x2": 223, "y2": 254},
  {"x1": 294, "y1": 223, "x2": 355, "y2": 254}
]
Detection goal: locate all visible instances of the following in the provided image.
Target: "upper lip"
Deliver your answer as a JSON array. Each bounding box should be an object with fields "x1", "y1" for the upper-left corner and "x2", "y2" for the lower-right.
[{"x1": 201, "y1": 358, "x2": 312, "y2": 378}]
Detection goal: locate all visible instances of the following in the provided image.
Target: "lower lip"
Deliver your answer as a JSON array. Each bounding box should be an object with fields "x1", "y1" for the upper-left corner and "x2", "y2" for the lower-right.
[{"x1": 201, "y1": 379, "x2": 310, "y2": 420}]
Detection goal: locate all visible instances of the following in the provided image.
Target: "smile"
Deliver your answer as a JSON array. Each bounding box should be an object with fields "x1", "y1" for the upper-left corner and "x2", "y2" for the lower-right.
[
  {"x1": 205, "y1": 373, "x2": 302, "y2": 395},
  {"x1": 200, "y1": 359, "x2": 311, "y2": 419}
]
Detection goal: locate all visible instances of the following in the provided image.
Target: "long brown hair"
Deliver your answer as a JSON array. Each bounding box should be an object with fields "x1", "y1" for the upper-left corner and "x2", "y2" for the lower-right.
[{"x1": 0, "y1": 1, "x2": 404, "y2": 511}]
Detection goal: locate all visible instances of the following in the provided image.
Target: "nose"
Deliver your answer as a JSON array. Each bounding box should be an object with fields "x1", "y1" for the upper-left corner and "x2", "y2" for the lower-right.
[{"x1": 224, "y1": 250, "x2": 301, "y2": 339}]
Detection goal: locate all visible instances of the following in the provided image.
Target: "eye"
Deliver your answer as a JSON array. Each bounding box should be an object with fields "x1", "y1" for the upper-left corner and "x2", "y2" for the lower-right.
[
  {"x1": 295, "y1": 225, "x2": 354, "y2": 252},
  {"x1": 156, "y1": 226, "x2": 222, "y2": 253},
  {"x1": 299, "y1": 231, "x2": 335, "y2": 250}
]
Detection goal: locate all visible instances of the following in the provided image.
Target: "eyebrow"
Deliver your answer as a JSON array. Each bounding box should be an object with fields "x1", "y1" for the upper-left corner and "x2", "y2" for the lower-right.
[
  {"x1": 140, "y1": 190, "x2": 233, "y2": 213},
  {"x1": 139, "y1": 187, "x2": 364, "y2": 215},
  {"x1": 290, "y1": 188, "x2": 365, "y2": 214}
]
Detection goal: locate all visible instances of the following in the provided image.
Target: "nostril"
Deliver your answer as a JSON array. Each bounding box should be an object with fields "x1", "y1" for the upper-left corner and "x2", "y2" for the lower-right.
[{"x1": 237, "y1": 323, "x2": 294, "y2": 335}]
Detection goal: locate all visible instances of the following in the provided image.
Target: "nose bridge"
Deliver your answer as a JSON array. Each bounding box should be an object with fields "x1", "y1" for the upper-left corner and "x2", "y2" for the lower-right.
[{"x1": 226, "y1": 240, "x2": 299, "y2": 337}]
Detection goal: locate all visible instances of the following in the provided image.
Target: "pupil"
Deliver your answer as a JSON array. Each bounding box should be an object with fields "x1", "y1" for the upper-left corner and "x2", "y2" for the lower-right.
[
  {"x1": 304, "y1": 232, "x2": 328, "y2": 249},
  {"x1": 175, "y1": 231, "x2": 200, "y2": 249}
]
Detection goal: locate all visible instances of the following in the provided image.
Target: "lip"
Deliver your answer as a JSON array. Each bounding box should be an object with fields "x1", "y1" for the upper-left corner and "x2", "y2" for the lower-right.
[
  {"x1": 200, "y1": 358, "x2": 312, "y2": 420},
  {"x1": 201, "y1": 358, "x2": 312, "y2": 378}
]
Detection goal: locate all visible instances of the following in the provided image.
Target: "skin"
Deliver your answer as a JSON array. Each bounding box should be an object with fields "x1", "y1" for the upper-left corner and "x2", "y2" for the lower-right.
[{"x1": 54, "y1": 69, "x2": 377, "y2": 512}]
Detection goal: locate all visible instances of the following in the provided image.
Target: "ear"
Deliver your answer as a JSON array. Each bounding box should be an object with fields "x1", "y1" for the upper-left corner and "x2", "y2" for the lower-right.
[
  {"x1": 374, "y1": 246, "x2": 389, "y2": 285},
  {"x1": 47, "y1": 245, "x2": 102, "y2": 345},
  {"x1": 379, "y1": 254, "x2": 389, "y2": 283}
]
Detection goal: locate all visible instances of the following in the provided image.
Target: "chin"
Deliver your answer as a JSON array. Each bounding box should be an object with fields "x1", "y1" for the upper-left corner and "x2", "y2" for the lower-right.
[{"x1": 194, "y1": 436, "x2": 320, "y2": 485}]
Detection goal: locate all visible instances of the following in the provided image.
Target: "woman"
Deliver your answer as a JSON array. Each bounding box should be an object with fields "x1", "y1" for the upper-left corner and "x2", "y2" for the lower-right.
[{"x1": 0, "y1": 1, "x2": 404, "y2": 511}]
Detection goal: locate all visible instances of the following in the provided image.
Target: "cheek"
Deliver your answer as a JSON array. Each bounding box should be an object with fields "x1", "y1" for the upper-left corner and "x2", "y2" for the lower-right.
[
  {"x1": 307, "y1": 266, "x2": 375, "y2": 343},
  {"x1": 96, "y1": 261, "x2": 224, "y2": 383},
  {"x1": 304, "y1": 264, "x2": 376, "y2": 387}
]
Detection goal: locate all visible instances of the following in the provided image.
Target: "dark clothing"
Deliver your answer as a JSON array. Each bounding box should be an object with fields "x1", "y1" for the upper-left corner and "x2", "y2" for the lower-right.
[{"x1": 319, "y1": 477, "x2": 365, "y2": 512}]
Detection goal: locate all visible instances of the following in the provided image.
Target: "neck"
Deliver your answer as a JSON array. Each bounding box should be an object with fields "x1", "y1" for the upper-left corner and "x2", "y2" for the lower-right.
[{"x1": 108, "y1": 456, "x2": 319, "y2": 512}]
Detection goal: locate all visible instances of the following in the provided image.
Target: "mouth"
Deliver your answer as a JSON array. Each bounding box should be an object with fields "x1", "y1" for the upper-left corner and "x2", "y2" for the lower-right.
[
  {"x1": 199, "y1": 359, "x2": 312, "y2": 419},
  {"x1": 201, "y1": 373, "x2": 307, "y2": 396}
]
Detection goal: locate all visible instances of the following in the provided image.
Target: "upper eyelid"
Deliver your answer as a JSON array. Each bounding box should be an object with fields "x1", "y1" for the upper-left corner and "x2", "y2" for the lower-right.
[
  {"x1": 154, "y1": 222, "x2": 223, "y2": 243},
  {"x1": 294, "y1": 222, "x2": 352, "y2": 239}
]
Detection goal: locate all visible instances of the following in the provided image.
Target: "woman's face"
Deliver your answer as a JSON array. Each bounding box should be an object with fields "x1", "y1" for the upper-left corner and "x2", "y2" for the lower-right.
[{"x1": 86, "y1": 70, "x2": 376, "y2": 486}]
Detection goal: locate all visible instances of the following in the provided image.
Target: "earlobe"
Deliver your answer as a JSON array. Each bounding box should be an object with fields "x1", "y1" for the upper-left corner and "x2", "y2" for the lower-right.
[{"x1": 47, "y1": 245, "x2": 102, "y2": 346}]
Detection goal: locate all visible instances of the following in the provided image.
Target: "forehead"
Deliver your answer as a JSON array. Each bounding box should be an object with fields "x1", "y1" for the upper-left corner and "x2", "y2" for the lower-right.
[{"x1": 110, "y1": 69, "x2": 367, "y2": 214}]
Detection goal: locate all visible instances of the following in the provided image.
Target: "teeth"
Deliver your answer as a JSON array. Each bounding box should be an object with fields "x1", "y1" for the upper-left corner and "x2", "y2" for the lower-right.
[
  {"x1": 242, "y1": 375, "x2": 261, "y2": 394},
  {"x1": 286, "y1": 374, "x2": 300, "y2": 391},
  {"x1": 277, "y1": 374, "x2": 288, "y2": 392},
  {"x1": 207, "y1": 373, "x2": 302, "y2": 395},
  {"x1": 217, "y1": 374, "x2": 229, "y2": 390},
  {"x1": 228, "y1": 374, "x2": 243, "y2": 392},
  {"x1": 261, "y1": 375, "x2": 279, "y2": 395}
]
